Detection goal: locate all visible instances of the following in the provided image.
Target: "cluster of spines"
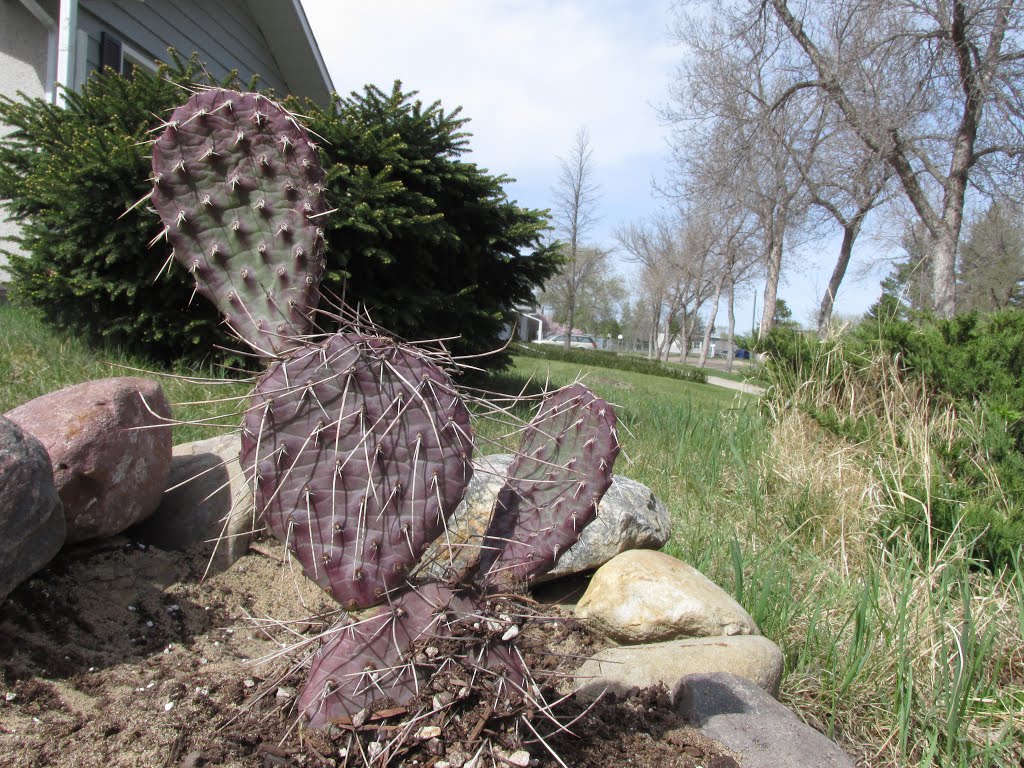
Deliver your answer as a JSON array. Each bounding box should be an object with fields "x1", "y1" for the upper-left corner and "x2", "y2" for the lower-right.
[{"x1": 150, "y1": 89, "x2": 328, "y2": 356}]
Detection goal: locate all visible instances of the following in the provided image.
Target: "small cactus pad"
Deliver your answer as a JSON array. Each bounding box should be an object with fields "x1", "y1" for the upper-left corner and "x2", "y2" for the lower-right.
[
  {"x1": 151, "y1": 89, "x2": 327, "y2": 356},
  {"x1": 240, "y1": 333, "x2": 473, "y2": 609},
  {"x1": 299, "y1": 582, "x2": 527, "y2": 728},
  {"x1": 479, "y1": 383, "x2": 619, "y2": 588}
]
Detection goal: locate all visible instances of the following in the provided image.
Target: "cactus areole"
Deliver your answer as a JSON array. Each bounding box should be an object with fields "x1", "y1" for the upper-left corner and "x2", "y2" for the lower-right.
[
  {"x1": 240, "y1": 333, "x2": 474, "y2": 610},
  {"x1": 150, "y1": 89, "x2": 328, "y2": 357}
]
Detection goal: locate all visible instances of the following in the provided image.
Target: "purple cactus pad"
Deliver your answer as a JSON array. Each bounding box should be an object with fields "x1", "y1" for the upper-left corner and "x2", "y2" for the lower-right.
[{"x1": 240, "y1": 333, "x2": 473, "y2": 609}]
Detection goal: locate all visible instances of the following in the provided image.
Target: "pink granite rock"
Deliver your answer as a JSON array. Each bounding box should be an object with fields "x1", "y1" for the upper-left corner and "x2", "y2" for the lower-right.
[{"x1": 5, "y1": 377, "x2": 173, "y2": 543}]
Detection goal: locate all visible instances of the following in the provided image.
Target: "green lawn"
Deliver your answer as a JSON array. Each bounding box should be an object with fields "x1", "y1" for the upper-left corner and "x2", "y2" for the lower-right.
[{"x1": 0, "y1": 304, "x2": 250, "y2": 443}]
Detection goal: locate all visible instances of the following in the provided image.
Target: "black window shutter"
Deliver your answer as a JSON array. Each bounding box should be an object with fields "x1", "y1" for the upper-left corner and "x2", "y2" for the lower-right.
[{"x1": 100, "y1": 32, "x2": 123, "y2": 73}]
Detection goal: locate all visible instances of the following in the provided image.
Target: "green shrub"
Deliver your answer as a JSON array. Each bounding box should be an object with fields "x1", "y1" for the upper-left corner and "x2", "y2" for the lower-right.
[
  {"x1": 515, "y1": 343, "x2": 708, "y2": 384},
  {"x1": 0, "y1": 67, "x2": 559, "y2": 368},
  {"x1": 761, "y1": 309, "x2": 1024, "y2": 566},
  {"x1": 281, "y1": 84, "x2": 560, "y2": 368},
  {"x1": 0, "y1": 53, "x2": 236, "y2": 366}
]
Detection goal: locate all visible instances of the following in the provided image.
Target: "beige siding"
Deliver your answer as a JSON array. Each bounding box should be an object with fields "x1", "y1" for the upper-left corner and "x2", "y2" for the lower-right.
[{"x1": 0, "y1": 1, "x2": 53, "y2": 282}]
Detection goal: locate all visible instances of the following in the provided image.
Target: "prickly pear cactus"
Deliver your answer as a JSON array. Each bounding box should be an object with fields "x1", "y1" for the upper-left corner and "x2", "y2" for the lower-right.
[
  {"x1": 150, "y1": 89, "x2": 327, "y2": 356},
  {"x1": 298, "y1": 582, "x2": 526, "y2": 728},
  {"x1": 479, "y1": 383, "x2": 619, "y2": 588},
  {"x1": 240, "y1": 333, "x2": 474, "y2": 610}
]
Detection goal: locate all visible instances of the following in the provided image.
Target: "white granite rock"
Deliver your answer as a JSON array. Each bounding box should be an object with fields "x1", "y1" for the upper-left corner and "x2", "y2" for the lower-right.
[{"x1": 417, "y1": 454, "x2": 670, "y2": 582}]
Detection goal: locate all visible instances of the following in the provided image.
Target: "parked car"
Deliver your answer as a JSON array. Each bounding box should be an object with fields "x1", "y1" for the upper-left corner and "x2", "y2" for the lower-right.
[
  {"x1": 716, "y1": 348, "x2": 751, "y2": 359},
  {"x1": 537, "y1": 334, "x2": 598, "y2": 349}
]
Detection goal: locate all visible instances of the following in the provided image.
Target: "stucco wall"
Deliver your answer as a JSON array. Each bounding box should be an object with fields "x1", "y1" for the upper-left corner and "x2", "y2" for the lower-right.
[{"x1": 0, "y1": 1, "x2": 52, "y2": 283}]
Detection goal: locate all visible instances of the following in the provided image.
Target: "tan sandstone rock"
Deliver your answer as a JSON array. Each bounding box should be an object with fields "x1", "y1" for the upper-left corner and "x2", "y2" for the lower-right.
[
  {"x1": 575, "y1": 549, "x2": 758, "y2": 643},
  {"x1": 573, "y1": 635, "x2": 784, "y2": 700}
]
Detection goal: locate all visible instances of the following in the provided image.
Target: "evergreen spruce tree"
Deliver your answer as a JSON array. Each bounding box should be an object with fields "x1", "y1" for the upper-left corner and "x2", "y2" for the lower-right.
[{"x1": 0, "y1": 69, "x2": 558, "y2": 368}]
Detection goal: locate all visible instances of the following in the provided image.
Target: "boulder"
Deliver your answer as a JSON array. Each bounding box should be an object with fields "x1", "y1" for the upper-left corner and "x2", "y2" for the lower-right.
[
  {"x1": 573, "y1": 635, "x2": 784, "y2": 700},
  {"x1": 575, "y1": 550, "x2": 758, "y2": 643},
  {"x1": 130, "y1": 433, "x2": 254, "y2": 570},
  {"x1": 675, "y1": 672, "x2": 856, "y2": 767},
  {"x1": 417, "y1": 454, "x2": 670, "y2": 582},
  {"x1": 0, "y1": 416, "x2": 65, "y2": 599},
  {"x1": 417, "y1": 454, "x2": 508, "y2": 580},
  {"x1": 5, "y1": 377, "x2": 173, "y2": 543}
]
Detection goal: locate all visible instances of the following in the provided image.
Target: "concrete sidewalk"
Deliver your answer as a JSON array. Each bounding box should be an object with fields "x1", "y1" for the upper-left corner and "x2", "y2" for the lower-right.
[{"x1": 706, "y1": 376, "x2": 765, "y2": 396}]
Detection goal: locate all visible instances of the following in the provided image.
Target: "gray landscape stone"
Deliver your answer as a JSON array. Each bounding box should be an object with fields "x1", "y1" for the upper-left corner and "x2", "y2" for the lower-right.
[
  {"x1": 131, "y1": 433, "x2": 255, "y2": 570},
  {"x1": 575, "y1": 549, "x2": 758, "y2": 643},
  {"x1": 417, "y1": 453, "x2": 670, "y2": 582},
  {"x1": 0, "y1": 416, "x2": 65, "y2": 600},
  {"x1": 545, "y1": 469, "x2": 671, "y2": 582},
  {"x1": 573, "y1": 634, "x2": 784, "y2": 700},
  {"x1": 675, "y1": 672, "x2": 857, "y2": 767}
]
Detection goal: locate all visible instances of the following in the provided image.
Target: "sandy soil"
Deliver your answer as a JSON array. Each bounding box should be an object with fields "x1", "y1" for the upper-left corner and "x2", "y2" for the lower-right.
[{"x1": 0, "y1": 537, "x2": 736, "y2": 768}]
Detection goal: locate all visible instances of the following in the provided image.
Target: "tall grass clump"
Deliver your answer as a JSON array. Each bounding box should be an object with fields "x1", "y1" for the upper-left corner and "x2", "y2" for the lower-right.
[{"x1": 741, "y1": 327, "x2": 1024, "y2": 766}]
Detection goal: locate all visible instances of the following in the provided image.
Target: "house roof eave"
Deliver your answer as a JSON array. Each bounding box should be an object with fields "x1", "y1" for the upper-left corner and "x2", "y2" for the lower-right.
[{"x1": 245, "y1": 0, "x2": 334, "y2": 106}]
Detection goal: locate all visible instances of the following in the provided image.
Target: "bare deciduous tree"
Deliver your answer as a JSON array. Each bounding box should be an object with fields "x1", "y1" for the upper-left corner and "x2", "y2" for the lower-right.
[
  {"x1": 766, "y1": 0, "x2": 1024, "y2": 318},
  {"x1": 549, "y1": 127, "x2": 604, "y2": 349},
  {"x1": 664, "y1": 7, "x2": 814, "y2": 337}
]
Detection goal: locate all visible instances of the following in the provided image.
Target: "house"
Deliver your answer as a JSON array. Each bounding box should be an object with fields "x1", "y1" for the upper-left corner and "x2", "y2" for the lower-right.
[{"x1": 0, "y1": 0, "x2": 334, "y2": 284}]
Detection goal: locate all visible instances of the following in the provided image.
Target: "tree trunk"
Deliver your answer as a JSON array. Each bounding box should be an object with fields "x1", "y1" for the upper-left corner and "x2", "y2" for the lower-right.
[
  {"x1": 698, "y1": 276, "x2": 725, "y2": 368},
  {"x1": 563, "y1": 297, "x2": 575, "y2": 351},
  {"x1": 817, "y1": 217, "x2": 861, "y2": 336},
  {"x1": 758, "y1": 231, "x2": 783, "y2": 338},
  {"x1": 726, "y1": 277, "x2": 736, "y2": 373}
]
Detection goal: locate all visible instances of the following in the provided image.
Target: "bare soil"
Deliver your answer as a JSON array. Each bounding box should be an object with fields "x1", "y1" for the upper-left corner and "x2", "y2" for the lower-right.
[{"x1": 0, "y1": 538, "x2": 737, "y2": 768}]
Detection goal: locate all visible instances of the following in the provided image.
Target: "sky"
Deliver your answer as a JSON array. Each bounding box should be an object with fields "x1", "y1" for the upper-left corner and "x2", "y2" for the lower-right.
[{"x1": 301, "y1": 1, "x2": 888, "y2": 332}]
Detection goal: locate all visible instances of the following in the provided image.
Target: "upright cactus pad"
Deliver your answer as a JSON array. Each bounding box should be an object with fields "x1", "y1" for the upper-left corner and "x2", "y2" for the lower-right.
[
  {"x1": 240, "y1": 333, "x2": 473, "y2": 610},
  {"x1": 479, "y1": 383, "x2": 619, "y2": 588},
  {"x1": 151, "y1": 89, "x2": 327, "y2": 356}
]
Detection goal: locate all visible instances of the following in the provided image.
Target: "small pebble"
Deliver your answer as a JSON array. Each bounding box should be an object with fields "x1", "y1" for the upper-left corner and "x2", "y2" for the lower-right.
[
  {"x1": 416, "y1": 726, "x2": 442, "y2": 740},
  {"x1": 164, "y1": 701, "x2": 174, "y2": 711}
]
